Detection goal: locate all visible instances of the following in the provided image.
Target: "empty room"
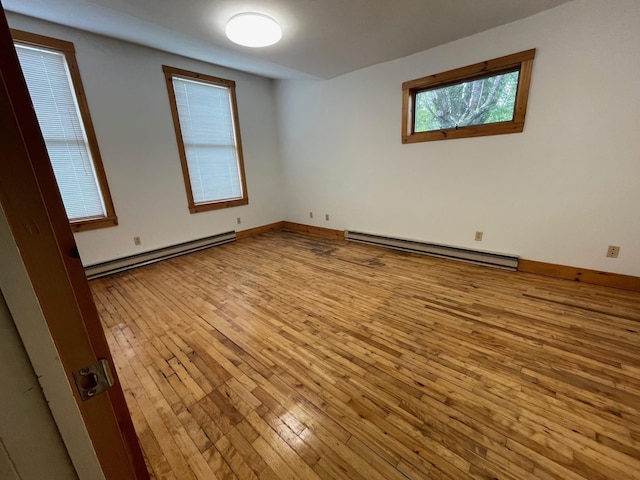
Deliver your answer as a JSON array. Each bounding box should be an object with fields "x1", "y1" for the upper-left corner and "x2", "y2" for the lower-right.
[{"x1": 1, "y1": 0, "x2": 639, "y2": 479}]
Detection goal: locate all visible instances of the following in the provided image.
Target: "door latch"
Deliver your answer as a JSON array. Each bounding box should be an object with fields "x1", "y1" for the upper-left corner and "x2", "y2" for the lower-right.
[{"x1": 73, "y1": 359, "x2": 114, "y2": 401}]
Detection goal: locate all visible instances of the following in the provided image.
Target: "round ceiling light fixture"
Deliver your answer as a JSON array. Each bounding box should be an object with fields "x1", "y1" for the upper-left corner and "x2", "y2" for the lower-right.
[{"x1": 225, "y1": 12, "x2": 282, "y2": 48}]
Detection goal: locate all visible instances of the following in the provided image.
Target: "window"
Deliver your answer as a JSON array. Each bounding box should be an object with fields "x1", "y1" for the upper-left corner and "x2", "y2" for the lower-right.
[
  {"x1": 162, "y1": 66, "x2": 248, "y2": 213},
  {"x1": 402, "y1": 49, "x2": 535, "y2": 143},
  {"x1": 12, "y1": 30, "x2": 117, "y2": 232}
]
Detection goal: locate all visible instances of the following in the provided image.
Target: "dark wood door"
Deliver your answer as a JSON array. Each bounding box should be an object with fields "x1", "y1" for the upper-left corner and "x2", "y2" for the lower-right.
[{"x1": 0, "y1": 5, "x2": 149, "y2": 479}]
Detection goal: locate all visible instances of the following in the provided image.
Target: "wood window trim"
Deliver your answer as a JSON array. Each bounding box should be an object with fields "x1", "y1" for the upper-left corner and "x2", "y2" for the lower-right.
[
  {"x1": 162, "y1": 65, "x2": 249, "y2": 214},
  {"x1": 11, "y1": 29, "x2": 118, "y2": 232},
  {"x1": 402, "y1": 49, "x2": 536, "y2": 143}
]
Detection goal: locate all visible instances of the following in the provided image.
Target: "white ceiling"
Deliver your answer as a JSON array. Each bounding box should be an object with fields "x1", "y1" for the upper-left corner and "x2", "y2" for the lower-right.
[{"x1": 4, "y1": 0, "x2": 572, "y2": 79}]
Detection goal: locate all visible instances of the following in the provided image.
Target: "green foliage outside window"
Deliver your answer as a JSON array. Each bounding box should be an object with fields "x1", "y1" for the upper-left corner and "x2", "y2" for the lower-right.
[{"x1": 414, "y1": 70, "x2": 519, "y2": 132}]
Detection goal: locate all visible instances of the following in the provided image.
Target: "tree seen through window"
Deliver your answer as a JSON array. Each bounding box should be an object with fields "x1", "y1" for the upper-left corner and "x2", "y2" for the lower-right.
[{"x1": 414, "y1": 70, "x2": 519, "y2": 132}]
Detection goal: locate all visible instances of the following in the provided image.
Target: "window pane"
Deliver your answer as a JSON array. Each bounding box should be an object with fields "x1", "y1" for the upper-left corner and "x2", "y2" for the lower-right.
[
  {"x1": 185, "y1": 145, "x2": 241, "y2": 203},
  {"x1": 172, "y1": 77, "x2": 242, "y2": 205},
  {"x1": 414, "y1": 70, "x2": 519, "y2": 133},
  {"x1": 15, "y1": 44, "x2": 107, "y2": 221},
  {"x1": 46, "y1": 142, "x2": 107, "y2": 218}
]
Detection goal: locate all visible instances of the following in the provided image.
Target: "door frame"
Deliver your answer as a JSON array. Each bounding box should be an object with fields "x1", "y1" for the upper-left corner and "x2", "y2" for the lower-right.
[{"x1": 0, "y1": 4, "x2": 148, "y2": 479}]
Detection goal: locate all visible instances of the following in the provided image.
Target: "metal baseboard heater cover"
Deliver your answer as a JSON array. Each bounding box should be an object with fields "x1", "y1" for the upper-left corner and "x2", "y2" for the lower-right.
[
  {"x1": 84, "y1": 231, "x2": 236, "y2": 280},
  {"x1": 344, "y1": 230, "x2": 519, "y2": 270}
]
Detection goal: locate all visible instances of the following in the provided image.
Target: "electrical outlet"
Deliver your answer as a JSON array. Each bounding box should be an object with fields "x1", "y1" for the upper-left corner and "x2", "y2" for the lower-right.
[
  {"x1": 606, "y1": 245, "x2": 620, "y2": 258},
  {"x1": 475, "y1": 231, "x2": 483, "y2": 241},
  {"x1": 134, "y1": 236, "x2": 141, "y2": 246},
  {"x1": 309, "y1": 212, "x2": 313, "y2": 219},
  {"x1": 236, "y1": 217, "x2": 241, "y2": 225},
  {"x1": 325, "y1": 214, "x2": 330, "y2": 221}
]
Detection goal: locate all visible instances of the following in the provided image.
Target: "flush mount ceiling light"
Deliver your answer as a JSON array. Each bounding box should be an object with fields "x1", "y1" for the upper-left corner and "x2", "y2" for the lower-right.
[{"x1": 225, "y1": 12, "x2": 282, "y2": 48}]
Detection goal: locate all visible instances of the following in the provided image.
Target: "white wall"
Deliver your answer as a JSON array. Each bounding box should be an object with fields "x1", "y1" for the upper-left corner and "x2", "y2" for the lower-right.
[
  {"x1": 8, "y1": 13, "x2": 285, "y2": 266},
  {"x1": 9, "y1": 1, "x2": 640, "y2": 276},
  {"x1": 276, "y1": 0, "x2": 640, "y2": 276},
  {"x1": 0, "y1": 290, "x2": 78, "y2": 480}
]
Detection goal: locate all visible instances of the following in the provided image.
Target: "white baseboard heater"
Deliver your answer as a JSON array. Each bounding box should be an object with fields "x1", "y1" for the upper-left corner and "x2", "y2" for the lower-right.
[
  {"x1": 344, "y1": 230, "x2": 519, "y2": 270},
  {"x1": 84, "y1": 231, "x2": 236, "y2": 280}
]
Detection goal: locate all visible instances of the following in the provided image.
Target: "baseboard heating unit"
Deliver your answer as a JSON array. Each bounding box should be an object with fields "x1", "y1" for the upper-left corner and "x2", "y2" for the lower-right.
[
  {"x1": 84, "y1": 231, "x2": 236, "y2": 280},
  {"x1": 344, "y1": 230, "x2": 519, "y2": 270}
]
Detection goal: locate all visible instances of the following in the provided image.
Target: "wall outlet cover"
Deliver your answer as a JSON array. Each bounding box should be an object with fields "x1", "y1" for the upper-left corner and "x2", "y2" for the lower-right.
[{"x1": 606, "y1": 245, "x2": 620, "y2": 258}]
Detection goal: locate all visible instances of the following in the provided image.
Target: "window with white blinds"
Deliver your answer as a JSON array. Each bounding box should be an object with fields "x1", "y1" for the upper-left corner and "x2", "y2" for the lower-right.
[
  {"x1": 12, "y1": 30, "x2": 117, "y2": 232},
  {"x1": 163, "y1": 66, "x2": 248, "y2": 213}
]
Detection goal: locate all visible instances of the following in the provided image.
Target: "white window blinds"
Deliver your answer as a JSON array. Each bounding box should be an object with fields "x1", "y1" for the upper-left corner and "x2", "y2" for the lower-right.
[
  {"x1": 171, "y1": 77, "x2": 243, "y2": 204},
  {"x1": 15, "y1": 43, "x2": 107, "y2": 221}
]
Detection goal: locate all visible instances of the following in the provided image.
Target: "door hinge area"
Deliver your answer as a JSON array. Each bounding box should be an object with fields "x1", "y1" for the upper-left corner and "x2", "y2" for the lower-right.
[{"x1": 73, "y1": 359, "x2": 114, "y2": 401}]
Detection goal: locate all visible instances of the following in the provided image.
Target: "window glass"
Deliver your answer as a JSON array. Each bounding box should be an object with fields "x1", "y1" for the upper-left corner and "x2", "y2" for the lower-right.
[
  {"x1": 16, "y1": 44, "x2": 106, "y2": 219},
  {"x1": 414, "y1": 70, "x2": 519, "y2": 132},
  {"x1": 172, "y1": 77, "x2": 242, "y2": 204}
]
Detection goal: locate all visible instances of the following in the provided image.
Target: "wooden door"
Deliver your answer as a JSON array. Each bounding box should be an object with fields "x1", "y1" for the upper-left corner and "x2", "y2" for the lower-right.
[{"x1": 0, "y1": 5, "x2": 149, "y2": 480}]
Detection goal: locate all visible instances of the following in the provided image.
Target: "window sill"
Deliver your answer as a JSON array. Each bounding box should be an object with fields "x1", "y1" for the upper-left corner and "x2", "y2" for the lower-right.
[
  {"x1": 189, "y1": 197, "x2": 249, "y2": 214},
  {"x1": 402, "y1": 121, "x2": 525, "y2": 143},
  {"x1": 71, "y1": 215, "x2": 118, "y2": 233}
]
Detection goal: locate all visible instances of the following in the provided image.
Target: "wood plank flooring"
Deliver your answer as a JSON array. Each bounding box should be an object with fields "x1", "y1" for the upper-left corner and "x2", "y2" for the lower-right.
[{"x1": 90, "y1": 231, "x2": 640, "y2": 480}]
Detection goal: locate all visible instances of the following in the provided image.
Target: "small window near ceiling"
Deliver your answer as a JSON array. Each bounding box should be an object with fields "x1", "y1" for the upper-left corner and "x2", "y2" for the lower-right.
[
  {"x1": 402, "y1": 49, "x2": 535, "y2": 143},
  {"x1": 12, "y1": 29, "x2": 118, "y2": 232},
  {"x1": 162, "y1": 65, "x2": 248, "y2": 213}
]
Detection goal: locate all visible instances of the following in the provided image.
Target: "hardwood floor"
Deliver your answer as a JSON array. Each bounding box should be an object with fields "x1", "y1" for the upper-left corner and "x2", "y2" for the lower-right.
[{"x1": 91, "y1": 231, "x2": 640, "y2": 480}]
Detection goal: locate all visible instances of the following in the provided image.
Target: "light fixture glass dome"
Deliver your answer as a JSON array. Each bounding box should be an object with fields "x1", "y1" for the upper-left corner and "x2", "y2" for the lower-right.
[{"x1": 225, "y1": 13, "x2": 282, "y2": 48}]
